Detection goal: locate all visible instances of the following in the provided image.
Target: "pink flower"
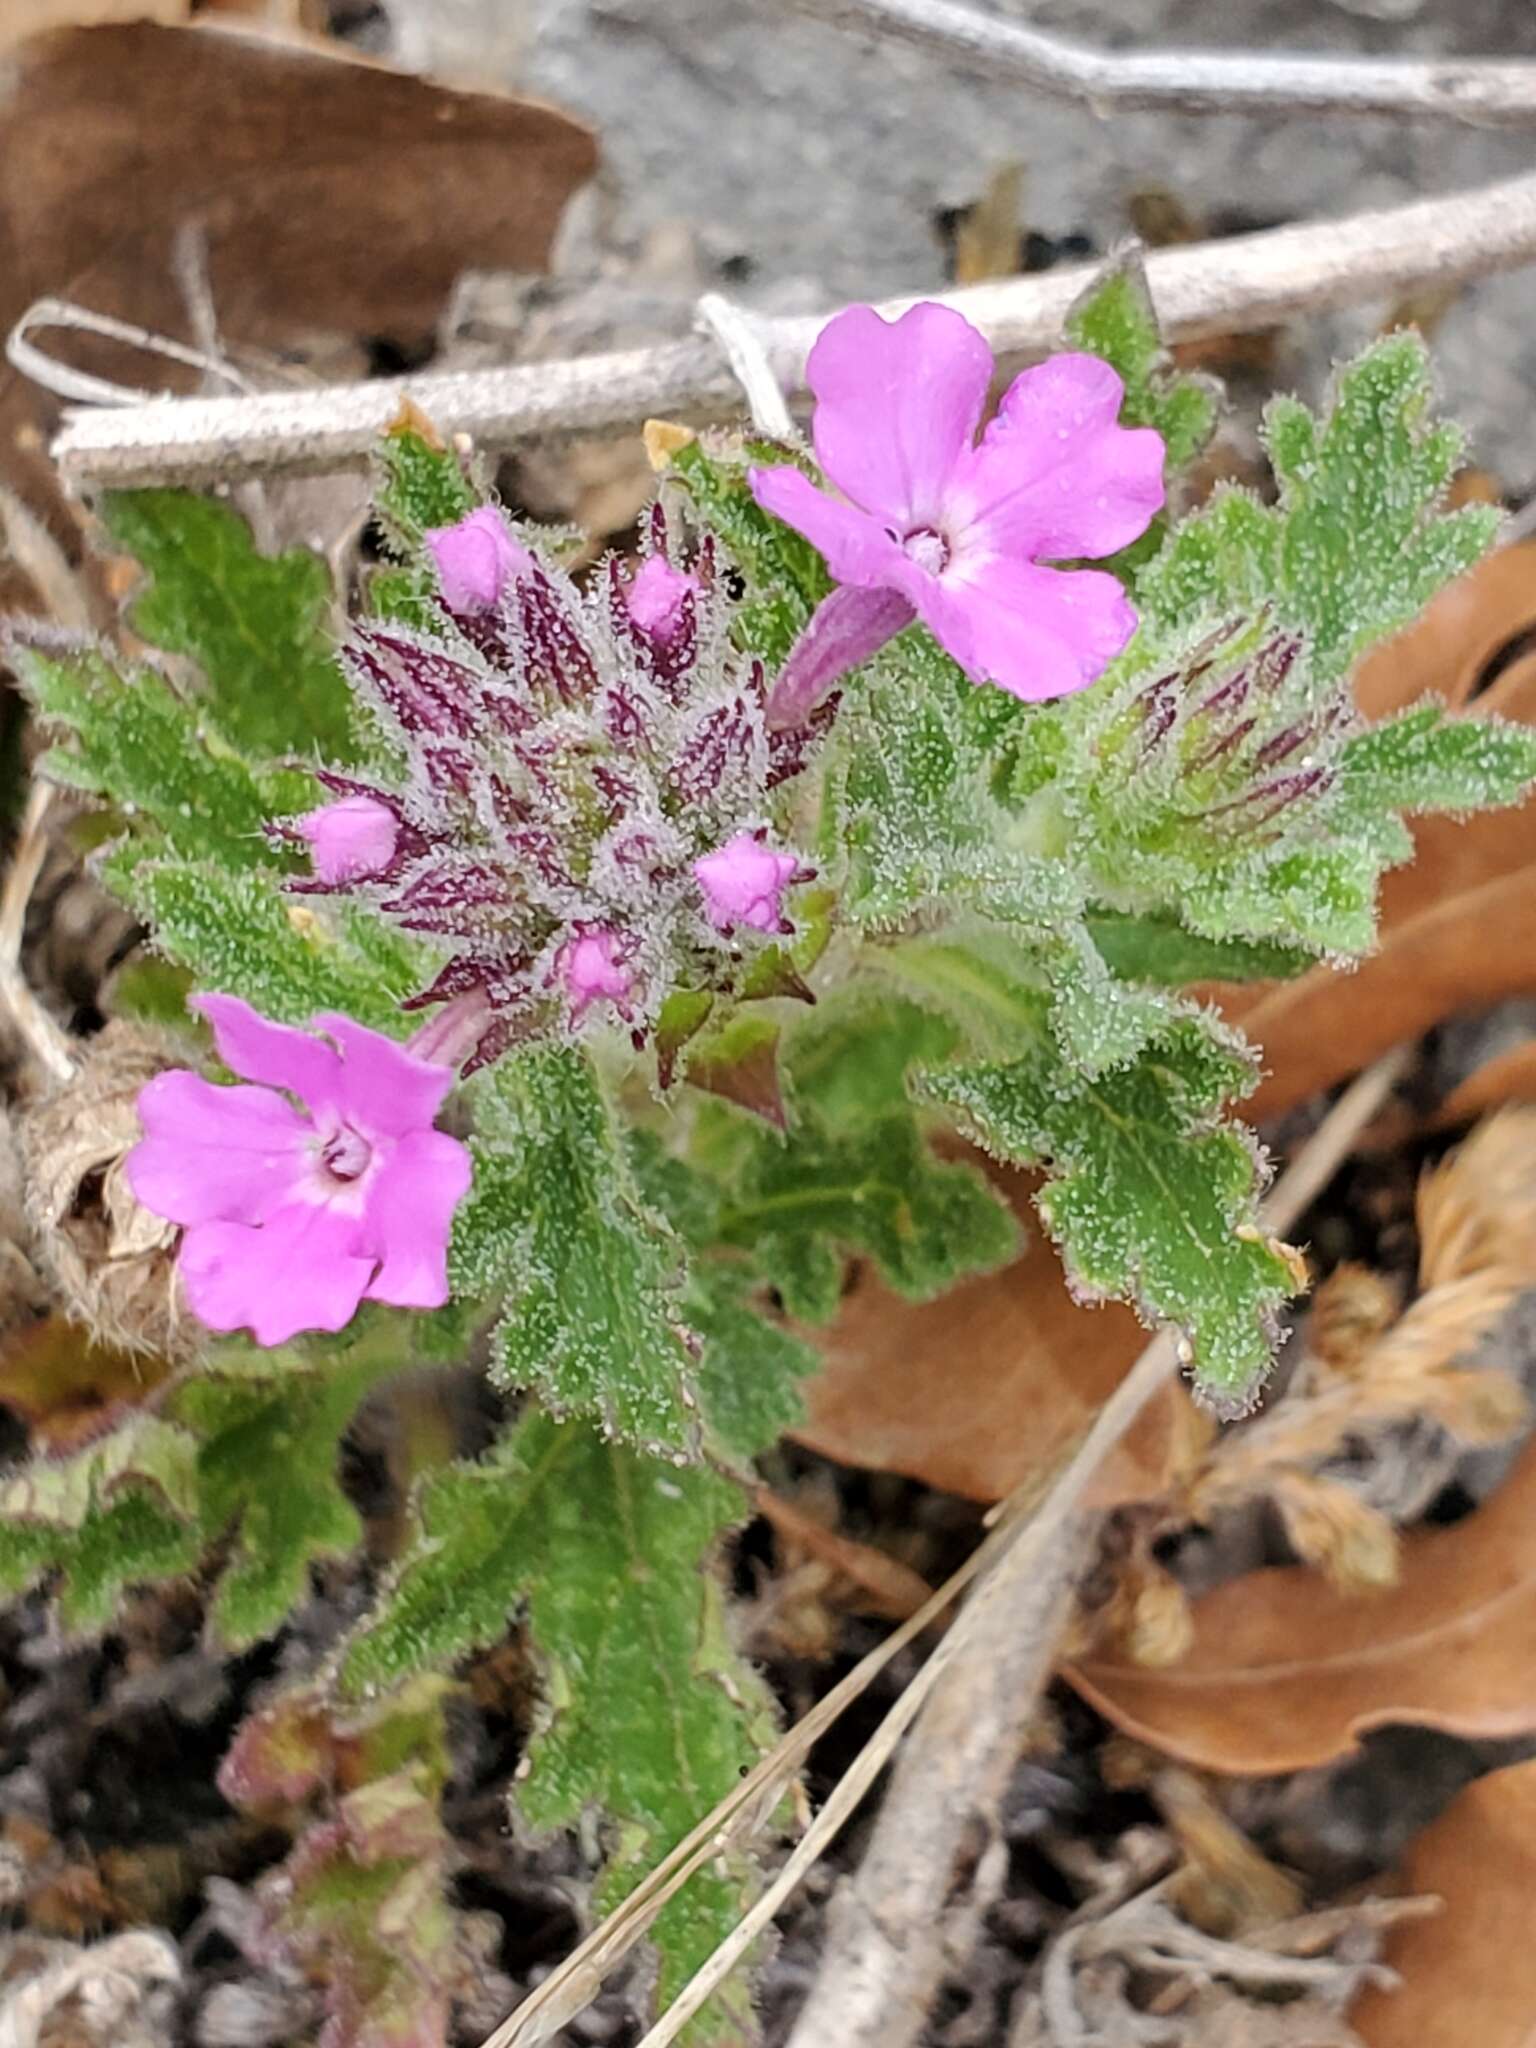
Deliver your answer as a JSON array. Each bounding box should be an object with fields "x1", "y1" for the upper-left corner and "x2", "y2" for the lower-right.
[
  {"x1": 555, "y1": 930, "x2": 634, "y2": 1021},
  {"x1": 295, "y1": 795, "x2": 399, "y2": 884},
  {"x1": 127, "y1": 996, "x2": 472, "y2": 1348},
  {"x1": 749, "y1": 302, "x2": 1165, "y2": 725},
  {"x1": 425, "y1": 506, "x2": 533, "y2": 614},
  {"x1": 625, "y1": 556, "x2": 699, "y2": 647},
  {"x1": 694, "y1": 831, "x2": 801, "y2": 934}
]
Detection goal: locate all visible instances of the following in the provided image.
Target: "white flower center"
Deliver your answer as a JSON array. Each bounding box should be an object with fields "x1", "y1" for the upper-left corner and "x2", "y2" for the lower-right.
[
  {"x1": 321, "y1": 1126, "x2": 373, "y2": 1182},
  {"x1": 901, "y1": 527, "x2": 949, "y2": 576}
]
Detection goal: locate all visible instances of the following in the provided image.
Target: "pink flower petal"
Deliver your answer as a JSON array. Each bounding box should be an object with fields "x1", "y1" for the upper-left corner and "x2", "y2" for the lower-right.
[
  {"x1": 179, "y1": 1203, "x2": 374, "y2": 1346},
  {"x1": 194, "y1": 994, "x2": 342, "y2": 1119},
  {"x1": 749, "y1": 467, "x2": 908, "y2": 589},
  {"x1": 805, "y1": 302, "x2": 993, "y2": 528},
  {"x1": 915, "y1": 560, "x2": 1139, "y2": 702},
  {"x1": 950, "y1": 353, "x2": 1165, "y2": 562},
  {"x1": 311, "y1": 1012, "x2": 455, "y2": 1139},
  {"x1": 128, "y1": 1072, "x2": 311, "y2": 1227},
  {"x1": 362, "y1": 1130, "x2": 473, "y2": 1310},
  {"x1": 762, "y1": 583, "x2": 916, "y2": 731}
]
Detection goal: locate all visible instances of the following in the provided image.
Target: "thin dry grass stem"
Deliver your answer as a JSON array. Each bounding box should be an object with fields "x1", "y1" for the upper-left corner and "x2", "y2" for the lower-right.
[
  {"x1": 0, "y1": 786, "x2": 77, "y2": 1092},
  {"x1": 482, "y1": 1050, "x2": 1409, "y2": 2048}
]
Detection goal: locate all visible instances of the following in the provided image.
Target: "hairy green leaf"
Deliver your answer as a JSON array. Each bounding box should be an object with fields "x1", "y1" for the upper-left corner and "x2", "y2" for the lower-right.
[
  {"x1": 669, "y1": 437, "x2": 830, "y2": 667},
  {"x1": 918, "y1": 1016, "x2": 1297, "y2": 1406},
  {"x1": 103, "y1": 490, "x2": 358, "y2": 761},
  {"x1": 1338, "y1": 702, "x2": 1536, "y2": 815},
  {"x1": 169, "y1": 1339, "x2": 407, "y2": 1648},
  {"x1": 1066, "y1": 259, "x2": 1218, "y2": 472},
  {"x1": 450, "y1": 1050, "x2": 699, "y2": 1451},
  {"x1": 125, "y1": 860, "x2": 423, "y2": 1031},
  {"x1": 343, "y1": 1411, "x2": 773, "y2": 2033},
  {"x1": 14, "y1": 637, "x2": 305, "y2": 870},
  {"x1": 1140, "y1": 334, "x2": 1498, "y2": 678}
]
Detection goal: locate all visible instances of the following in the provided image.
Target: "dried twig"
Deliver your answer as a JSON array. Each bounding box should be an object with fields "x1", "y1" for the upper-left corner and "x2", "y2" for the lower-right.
[
  {"x1": 782, "y1": 0, "x2": 1536, "y2": 124},
  {"x1": 44, "y1": 170, "x2": 1536, "y2": 494}
]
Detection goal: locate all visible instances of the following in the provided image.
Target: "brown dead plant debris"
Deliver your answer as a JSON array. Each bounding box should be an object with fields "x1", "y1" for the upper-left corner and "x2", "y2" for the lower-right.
[{"x1": 1099, "y1": 1108, "x2": 1536, "y2": 1658}]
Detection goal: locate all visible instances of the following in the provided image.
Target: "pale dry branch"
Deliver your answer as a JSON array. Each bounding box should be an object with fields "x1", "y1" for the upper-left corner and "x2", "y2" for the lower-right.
[
  {"x1": 784, "y1": 0, "x2": 1536, "y2": 124},
  {"x1": 43, "y1": 171, "x2": 1536, "y2": 494}
]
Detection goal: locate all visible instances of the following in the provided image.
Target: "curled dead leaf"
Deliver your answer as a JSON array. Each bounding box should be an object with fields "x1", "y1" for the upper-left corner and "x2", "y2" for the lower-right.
[
  {"x1": 16, "y1": 1021, "x2": 189, "y2": 1358},
  {"x1": 1068, "y1": 1430, "x2": 1536, "y2": 1775},
  {"x1": 0, "y1": 20, "x2": 597, "y2": 608}
]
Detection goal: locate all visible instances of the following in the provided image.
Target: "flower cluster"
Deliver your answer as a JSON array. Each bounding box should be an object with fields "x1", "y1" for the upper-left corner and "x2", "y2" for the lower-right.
[{"x1": 289, "y1": 506, "x2": 814, "y2": 1071}]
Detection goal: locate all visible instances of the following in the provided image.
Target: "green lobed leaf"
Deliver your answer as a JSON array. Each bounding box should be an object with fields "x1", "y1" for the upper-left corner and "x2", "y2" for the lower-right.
[
  {"x1": 1338, "y1": 702, "x2": 1536, "y2": 815},
  {"x1": 1139, "y1": 334, "x2": 1499, "y2": 680},
  {"x1": 449, "y1": 1049, "x2": 699, "y2": 1451},
  {"x1": 102, "y1": 489, "x2": 358, "y2": 762},
  {"x1": 0, "y1": 1491, "x2": 200, "y2": 1635},
  {"x1": 13, "y1": 637, "x2": 308, "y2": 871},
  {"x1": 342, "y1": 1411, "x2": 774, "y2": 2035},
  {"x1": 1065, "y1": 258, "x2": 1219, "y2": 472},
  {"x1": 124, "y1": 859, "x2": 424, "y2": 1032},
  {"x1": 917, "y1": 1015, "x2": 1298, "y2": 1408},
  {"x1": 168, "y1": 1337, "x2": 408, "y2": 1649}
]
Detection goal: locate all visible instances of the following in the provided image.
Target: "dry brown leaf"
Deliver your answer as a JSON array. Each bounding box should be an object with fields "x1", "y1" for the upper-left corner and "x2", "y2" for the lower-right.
[
  {"x1": 0, "y1": 1315, "x2": 175, "y2": 1452},
  {"x1": 1067, "y1": 1430, "x2": 1536, "y2": 1775},
  {"x1": 16, "y1": 1022, "x2": 186, "y2": 1358},
  {"x1": 0, "y1": 1, "x2": 187, "y2": 56},
  {"x1": 795, "y1": 1165, "x2": 1188, "y2": 1507},
  {"x1": 1349, "y1": 1760, "x2": 1536, "y2": 2047},
  {"x1": 0, "y1": 21, "x2": 596, "y2": 608}
]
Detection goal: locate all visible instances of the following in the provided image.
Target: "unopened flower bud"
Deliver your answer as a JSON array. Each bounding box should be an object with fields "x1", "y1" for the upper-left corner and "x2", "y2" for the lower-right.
[
  {"x1": 556, "y1": 931, "x2": 634, "y2": 1020},
  {"x1": 625, "y1": 556, "x2": 698, "y2": 647},
  {"x1": 296, "y1": 795, "x2": 399, "y2": 883},
  {"x1": 694, "y1": 831, "x2": 801, "y2": 934},
  {"x1": 425, "y1": 507, "x2": 533, "y2": 614}
]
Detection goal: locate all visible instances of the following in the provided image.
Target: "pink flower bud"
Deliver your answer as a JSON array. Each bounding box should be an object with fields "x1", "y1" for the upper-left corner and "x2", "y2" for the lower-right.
[
  {"x1": 626, "y1": 556, "x2": 699, "y2": 647},
  {"x1": 693, "y1": 831, "x2": 801, "y2": 934},
  {"x1": 425, "y1": 507, "x2": 533, "y2": 614},
  {"x1": 557, "y1": 930, "x2": 634, "y2": 1020},
  {"x1": 296, "y1": 795, "x2": 399, "y2": 883}
]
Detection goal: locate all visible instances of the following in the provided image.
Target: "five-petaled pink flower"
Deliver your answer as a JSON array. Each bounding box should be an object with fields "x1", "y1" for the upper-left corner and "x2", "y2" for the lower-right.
[
  {"x1": 425, "y1": 506, "x2": 533, "y2": 614},
  {"x1": 750, "y1": 302, "x2": 1165, "y2": 726},
  {"x1": 694, "y1": 831, "x2": 801, "y2": 934},
  {"x1": 128, "y1": 995, "x2": 472, "y2": 1348}
]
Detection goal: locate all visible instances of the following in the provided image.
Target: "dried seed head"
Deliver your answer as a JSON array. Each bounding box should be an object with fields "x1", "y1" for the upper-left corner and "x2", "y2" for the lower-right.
[{"x1": 17, "y1": 1024, "x2": 192, "y2": 1360}]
